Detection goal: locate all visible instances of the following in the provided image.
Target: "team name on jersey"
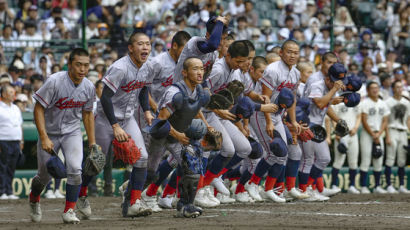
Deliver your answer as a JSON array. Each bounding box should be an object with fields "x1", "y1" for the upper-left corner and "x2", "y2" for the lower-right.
[
  {"x1": 277, "y1": 81, "x2": 296, "y2": 91},
  {"x1": 121, "y1": 80, "x2": 149, "y2": 92},
  {"x1": 55, "y1": 97, "x2": 87, "y2": 109},
  {"x1": 161, "y1": 75, "x2": 173, "y2": 87}
]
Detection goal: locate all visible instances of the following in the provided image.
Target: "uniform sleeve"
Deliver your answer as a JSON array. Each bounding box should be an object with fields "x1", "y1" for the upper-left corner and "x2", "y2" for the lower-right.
[
  {"x1": 205, "y1": 64, "x2": 223, "y2": 92},
  {"x1": 102, "y1": 66, "x2": 126, "y2": 93},
  {"x1": 32, "y1": 77, "x2": 56, "y2": 109},
  {"x1": 360, "y1": 101, "x2": 368, "y2": 114},
  {"x1": 158, "y1": 88, "x2": 177, "y2": 114},
  {"x1": 307, "y1": 82, "x2": 324, "y2": 99},
  {"x1": 259, "y1": 68, "x2": 278, "y2": 91},
  {"x1": 83, "y1": 85, "x2": 96, "y2": 111},
  {"x1": 382, "y1": 102, "x2": 390, "y2": 117}
]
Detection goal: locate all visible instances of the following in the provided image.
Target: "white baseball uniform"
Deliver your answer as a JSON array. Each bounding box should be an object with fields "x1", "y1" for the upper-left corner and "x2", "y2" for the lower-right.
[
  {"x1": 33, "y1": 71, "x2": 95, "y2": 186},
  {"x1": 96, "y1": 55, "x2": 152, "y2": 168},
  {"x1": 332, "y1": 104, "x2": 360, "y2": 170},
  {"x1": 359, "y1": 97, "x2": 390, "y2": 172},
  {"x1": 385, "y1": 97, "x2": 409, "y2": 168}
]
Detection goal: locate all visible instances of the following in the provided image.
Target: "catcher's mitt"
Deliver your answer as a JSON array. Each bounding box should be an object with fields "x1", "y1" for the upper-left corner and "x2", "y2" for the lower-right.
[
  {"x1": 372, "y1": 142, "x2": 383, "y2": 159},
  {"x1": 310, "y1": 124, "x2": 327, "y2": 143},
  {"x1": 298, "y1": 128, "x2": 314, "y2": 142},
  {"x1": 112, "y1": 135, "x2": 141, "y2": 165},
  {"x1": 334, "y1": 119, "x2": 349, "y2": 137},
  {"x1": 207, "y1": 89, "x2": 234, "y2": 110},
  {"x1": 83, "y1": 144, "x2": 106, "y2": 176},
  {"x1": 201, "y1": 129, "x2": 223, "y2": 151},
  {"x1": 226, "y1": 80, "x2": 245, "y2": 98}
]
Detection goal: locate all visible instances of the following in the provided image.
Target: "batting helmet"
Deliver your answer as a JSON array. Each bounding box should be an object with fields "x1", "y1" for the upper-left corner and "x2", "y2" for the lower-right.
[{"x1": 46, "y1": 156, "x2": 67, "y2": 179}]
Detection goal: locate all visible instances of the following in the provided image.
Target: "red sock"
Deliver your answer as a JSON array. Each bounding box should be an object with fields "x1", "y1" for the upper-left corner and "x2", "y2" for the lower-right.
[
  {"x1": 29, "y1": 192, "x2": 40, "y2": 203},
  {"x1": 64, "y1": 201, "x2": 76, "y2": 213},
  {"x1": 197, "y1": 175, "x2": 204, "y2": 191},
  {"x1": 235, "y1": 183, "x2": 245, "y2": 194},
  {"x1": 264, "y1": 176, "x2": 277, "y2": 191},
  {"x1": 316, "y1": 177, "x2": 324, "y2": 193},
  {"x1": 286, "y1": 177, "x2": 296, "y2": 191},
  {"x1": 217, "y1": 168, "x2": 229, "y2": 177},
  {"x1": 79, "y1": 186, "x2": 88, "y2": 197},
  {"x1": 146, "y1": 184, "x2": 159, "y2": 197},
  {"x1": 229, "y1": 177, "x2": 240, "y2": 181},
  {"x1": 299, "y1": 184, "x2": 307, "y2": 192},
  {"x1": 312, "y1": 184, "x2": 317, "y2": 190},
  {"x1": 130, "y1": 190, "x2": 141, "y2": 205},
  {"x1": 277, "y1": 182, "x2": 285, "y2": 194},
  {"x1": 176, "y1": 176, "x2": 181, "y2": 198},
  {"x1": 162, "y1": 184, "x2": 176, "y2": 198},
  {"x1": 307, "y1": 177, "x2": 315, "y2": 187},
  {"x1": 249, "y1": 174, "x2": 262, "y2": 185},
  {"x1": 214, "y1": 187, "x2": 218, "y2": 197},
  {"x1": 203, "y1": 170, "x2": 218, "y2": 187}
]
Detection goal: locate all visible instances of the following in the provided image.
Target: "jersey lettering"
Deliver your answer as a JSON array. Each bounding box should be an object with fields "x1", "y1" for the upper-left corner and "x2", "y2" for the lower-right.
[
  {"x1": 55, "y1": 97, "x2": 87, "y2": 109},
  {"x1": 121, "y1": 80, "x2": 147, "y2": 92},
  {"x1": 277, "y1": 81, "x2": 296, "y2": 91},
  {"x1": 161, "y1": 75, "x2": 173, "y2": 87}
]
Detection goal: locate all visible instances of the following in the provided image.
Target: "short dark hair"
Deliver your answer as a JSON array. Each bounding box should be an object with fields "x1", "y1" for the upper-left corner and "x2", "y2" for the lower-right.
[
  {"x1": 128, "y1": 32, "x2": 148, "y2": 45},
  {"x1": 226, "y1": 33, "x2": 235, "y2": 41},
  {"x1": 322, "y1": 52, "x2": 337, "y2": 62},
  {"x1": 68, "y1": 48, "x2": 89, "y2": 64},
  {"x1": 237, "y1": 16, "x2": 247, "y2": 23},
  {"x1": 366, "y1": 81, "x2": 379, "y2": 90},
  {"x1": 228, "y1": 40, "x2": 249, "y2": 58},
  {"x1": 281, "y1": 40, "x2": 299, "y2": 50},
  {"x1": 95, "y1": 79, "x2": 103, "y2": 87},
  {"x1": 0, "y1": 84, "x2": 12, "y2": 98},
  {"x1": 252, "y1": 56, "x2": 267, "y2": 69},
  {"x1": 285, "y1": 15, "x2": 294, "y2": 22},
  {"x1": 182, "y1": 57, "x2": 199, "y2": 71},
  {"x1": 54, "y1": 17, "x2": 63, "y2": 23},
  {"x1": 171, "y1": 31, "x2": 191, "y2": 47},
  {"x1": 243, "y1": 40, "x2": 255, "y2": 52},
  {"x1": 30, "y1": 74, "x2": 44, "y2": 84},
  {"x1": 391, "y1": 79, "x2": 402, "y2": 88},
  {"x1": 3, "y1": 24, "x2": 12, "y2": 31}
]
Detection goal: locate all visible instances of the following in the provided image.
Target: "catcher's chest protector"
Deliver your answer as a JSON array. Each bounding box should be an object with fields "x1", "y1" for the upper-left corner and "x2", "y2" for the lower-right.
[{"x1": 168, "y1": 82, "x2": 210, "y2": 133}]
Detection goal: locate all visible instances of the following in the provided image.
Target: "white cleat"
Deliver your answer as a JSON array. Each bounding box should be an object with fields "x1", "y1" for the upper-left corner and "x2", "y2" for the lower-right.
[
  {"x1": 54, "y1": 190, "x2": 65, "y2": 199},
  {"x1": 7, "y1": 194, "x2": 19, "y2": 200},
  {"x1": 127, "y1": 199, "x2": 152, "y2": 217},
  {"x1": 141, "y1": 189, "x2": 162, "y2": 212},
  {"x1": 321, "y1": 185, "x2": 341, "y2": 197},
  {"x1": 235, "y1": 192, "x2": 251, "y2": 203},
  {"x1": 263, "y1": 190, "x2": 286, "y2": 203},
  {"x1": 77, "y1": 196, "x2": 92, "y2": 219},
  {"x1": 30, "y1": 202, "x2": 42, "y2": 222},
  {"x1": 245, "y1": 182, "x2": 262, "y2": 202},
  {"x1": 399, "y1": 186, "x2": 410, "y2": 194},
  {"x1": 216, "y1": 193, "x2": 235, "y2": 204},
  {"x1": 347, "y1": 185, "x2": 360, "y2": 194},
  {"x1": 62, "y1": 209, "x2": 80, "y2": 224},
  {"x1": 360, "y1": 187, "x2": 371, "y2": 194},
  {"x1": 314, "y1": 190, "x2": 330, "y2": 201},
  {"x1": 0, "y1": 194, "x2": 8, "y2": 200},
  {"x1": 211, "y1": 177, "x2": 230, "y2": 196},
  {"x1": 288, "y1": 187, "x2": 310, "y2": 199},
  {"x1": 158, "y1": 195, "x2": 174, "y2": 209},
  {"x1": 194, "y1": 188, "x2": 218, "y2": 208},
  {"x1": 373, "y1": 186, "x2": 387, "y2": 194},
  {"x1": 205, "y1": 186, "x2": 221, "y2": 206},
  {"x1": 386, "y1": 185, "x2": 399, "y2": 194},
  {"x1": 44, "y1": 190, "x2": 56, "y2": 199}
]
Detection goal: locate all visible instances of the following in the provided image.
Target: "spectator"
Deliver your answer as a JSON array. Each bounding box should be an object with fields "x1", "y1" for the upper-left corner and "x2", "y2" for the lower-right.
[
  {"x1": 37, "y1": 56, "x2": 50, "y2": 78},
  {"x1": 293, "y1": 29, "x2": 305, "y2": 43},
  {"x1": 278, "y1": 4, "x2": 300, "y2": 28},
  {"x1": 15, "y1": 93, "x2": 28, "y2": 112},
  {"x1": 51, "y1": 64, "x2": 61, "y2": 74},
  {"x1": 278, "y1": 27, "x2": 290, "y2": 41},
  {"x1": 39, "y1": 21, "x2": 52, "y2": 40},
  {"x1": 239, "y1": 1, "x2": 258, "y2": 28},
  {"x1": 300, "y1": 43, "x2": 315, "y2": 63},
  {"x1": 353, "y1": 42, "x2": 372, "y2": 67},
  {"x1": 313, "y1": 26, "x2": 330, "y2": 51},
  {"x1": 304, "y1": 17, "x2": 321, "y2": 44},
  {"x1": 379, "y1": 72, "x2": 392, "y2": 100},
  {"x1": 385, "y1": 49, "x2": 401, "y2": 73},
  {"x1": 25, "y1": 5, "x2": 39, "y2": 26},
  {"x1": 234, "y1": 16, "x2": 252, "y2": 40},
  {"x1": 52, "y1": 0, "x2": 69, "y2": 9},
  {"x1": 360, "y1": 29, "x2": 385, "y2": 65},
  {"x1": 19, "y1": 22, "x2": 43, "y2": 48},
  {"x1": 93, "y1": 58, "x2": 106, "y2": 79},
  {"x1": 16, "y1": 0, "x2": 32, "y2": 21},
  {"x1": 62, "y1": 0, "x2": 81, "y2": 29},
  {"x1": 0, "y1": 84, "x2": 23, "y2": 200},
  {"x1": 12, "y1": 18, "x2": 25, "y2": 39},
  {"x1": 348, "y1": 62, "x2": 359, "y2": 75},
  {"x1": 333, "y1": 6, "x2": 357, "y2": 36},
  {"x1": 339, "y1": 49, "x2": 351, "y2": 67},
  {"x1": 8, "y1": 63, "x2": 24, "y2": 85},
  {"x1": 387, "y1": 8, "x2": 409, "y2": 63},
  {"x1": 0, "y1": 25, "x2": 20, "y2": 52},
  {"x1": 284, "y1": 16, "x2": 295, "y2": 34},
  {"x1": 258, "y1": 19, "x2": 277, "y2": 43},
  {"x1": 40, "y1": 0, "x2": 53, "y2": 20},
  {"x1": 0, "y1": 74, "x2": 11, "y2": 87},
  {"x1": 90, "y1": 23, "x2": 110, "y2": 53},
  {"x1": 305, "y1": 0, "x2": 318, "y2": 19},
  {"x1": 358, "y1": 57, "x2": 379, "y2": 84},
  {"x1": 43, "y1": 7, "x2": 71, "y2": 31},
  {"x1": 393, "y1": 67, "x2": 405, "y2": 83},
  {"x1": 0, "y1": 0, "x2": 15, "y2": 26},
  {"x1": 228, "y1": 0, "x2": 245, "y2": 18},
  {"x1": 51, "y1": 17, "x2": 67, "y2": 39},
  {"x1": 79, "y1": 13, "x2": 99, "y2": 40},
  {"x1": 336, "y1": 27, "x2": 356, "y2": 52}
]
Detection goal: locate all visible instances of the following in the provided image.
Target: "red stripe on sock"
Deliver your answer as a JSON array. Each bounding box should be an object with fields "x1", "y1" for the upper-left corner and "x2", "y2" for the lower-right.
[
  {"x1": 286, "y1": 177, "x2": 296, "y2": 191},
  {"x1": 217, "y1": 168, "x2": 229, "y2": 177},
  {"x1": 130, "y1": 190, "x2": 141, "y2": 205},
  {"x1": 235, "y1": 183, "x2": 245, "y2": 194},
  {"x1": 203, "y1": 170, "x2": 218, "y2": 187},
  {"x1": 29, "y1": 192, "x2": 40, "y2": 203},
  {"x1": 316, "y1": 177, "x2": 324, "y2": 193},
  {"x1": 64, "y1": 201, "x2": 76, "y2": 213},
  {"x1": 249, "y1": 174, "x2": 262, "y2": 185},
  {"x1": 162, "y1": 184, "x2": 176, "y2": 198},
  {"x1": 79, "y1": 186, "x2": 88, "y2": 197},
  {"x1": 264, "y1": 176, "x2": 277, "y2": 191},
  {"x1": 146, "y1": 184, "x2": 159, "y2": 197}
]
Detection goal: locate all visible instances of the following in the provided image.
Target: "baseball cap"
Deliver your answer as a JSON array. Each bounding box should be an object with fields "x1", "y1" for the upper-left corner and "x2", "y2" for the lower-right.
[
  {"x1": 372, "y1": 142, "x2": 383, "y2": 158},
  {"x1": 278, "y1": 28, "x2": 290, "y2": 39},
  {"x1": 16, "y1": 93, "x2": 28, "y2": 102},
  {"x1": 345, "y1": 74, "x2": 362, "y2": 92},
  {"x1": 269, "y1": 131, "x2": 287, "y2": 157},
  {"x1": 337, "y1": 139, "x2": 348, "y2": 154},
  {"x1": 235, "y1": 96, "x2": 255, "y2": 119},
  {"x1": 248, "y1": 137, "x2": 263, "y2": 159},
  {"x1": 206, "y1": 16, "x2": 228, "y2": 34},
  {"x1": 142, "y1": 119, "x2": 171, "y2": 139},
  {"x1": 328, "y1": 63, "x2": 348, "y2": 84},
  {"x1": 98, "y1": 23, "x2": 108, "y2": 30},
  {"x1": 296, "y1": 98, "x2": 311, "y2": 112},
  {"x1": 29, "y1": 5, "x2": 38, "y2": 11},
  {"x1": 0, "y1": 74, "x2": 11, "y2": 84},
  {"x1": 275, "y1": 88, "x2": 294, "y2": 109},
  {"x1": 343, "y1": 92, "x2": 361, "y2": 107}
]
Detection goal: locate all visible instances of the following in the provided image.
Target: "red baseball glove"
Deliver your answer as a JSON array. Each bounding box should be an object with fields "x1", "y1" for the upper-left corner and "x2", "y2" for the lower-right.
[{"x1": 112, "y1": 135, "x2": 141, "y2": 165}]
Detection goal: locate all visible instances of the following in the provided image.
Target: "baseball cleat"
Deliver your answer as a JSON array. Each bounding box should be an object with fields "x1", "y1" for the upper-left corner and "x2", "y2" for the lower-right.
[
  {"x1": 245, "y1": 182, "x2": 263, "y2": 202},
  {"x1": 211, "y1": 177, "x2": 230, "y2": 196},
  {"x1": 127, "y1": 199, "x2": 152, "y2": 217},
  {"x1": 314, "y1": 190, "x2": 330, "y2": 201},
  {"x1": 194, "y1": 187, "x2": 218, "y2": 208},
  {"x1": 399, "y1": 186, "x2": 410, "y2": 194},
  {"x1": 29, "y1": 202, "x2": 42, "y2": 222},
  {"x1": 235, "y1": 192, "x2": 251, "y2": 203},
  {"x1": 62, "y1": 208, "x2": 80, "y2": 224},
  {"x1": 158, "y1": 195, "x2": 174, "y2": 209},
  {"x1": 321, "y1": 186, "x2": 341, "y2": 197},
  {"x1": 386, "y1": 185, "x2": 399, "y2": 194},
  {"x1": 44, "y1": 190, "x2": 56, "y2": 199},
  {"x1": 263, "y1": 190, "x2": 286, "y2": 203},
  {"x1": 216, "y1": 193, "x2": 235, "y2": 204},
  {"x1": 175, "y1": 204, "x2": 201, "y2": 218},
  {"x1": 373, "y1": 186, "x2": 387, "y2": 194},
  {"x1": 288, "y1": 187, "x2": 310, "y2": 199},
  {"x1": 142, "y1": 189, "x2": 162, "y2": 212},
  {"x1": 7, "y1": 194, "x2": 19, "y2": 200},
  {"x1": 205, "y1": 186, "x2": 220, "y2": 206},
  {"x1": 54, "y1": 190, "x2": 65, "y2": 199},
  {"x1": 360, "y1": 187, "x2": 371, "y2": 194},
  {"x1": 77, "y1": 196, "x2": 92, "y2": 219},
  {"x1": 347, "y1": 185, "x2": 360, "y2": 194}
]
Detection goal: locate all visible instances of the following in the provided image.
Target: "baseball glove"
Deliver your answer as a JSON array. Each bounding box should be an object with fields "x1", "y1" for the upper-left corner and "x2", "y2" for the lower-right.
[
  {"x1": 83, "y1": 144, "x2": 106, "y2": 176},
  {"x1": 207, "y1": 89, "x2": 234, "y2": 110},
  {"x1": 112, "y1": 135, "x2": 141, "y2": 165},
  {"x1": 226, "y1": 80, "x2": 245, "y2": 98},
  {"x1": 334, "y1": 119, "x2": 349, "y2": 137},
  {"x1": 299, "y1": 128, "x2": 314, "y2": 142},
  {"x1": 201, "y1": 129, "x2": 223, "y2": 151},
  {"x1": 310, "y1": 124, "x2": 327, "y2": 143}
]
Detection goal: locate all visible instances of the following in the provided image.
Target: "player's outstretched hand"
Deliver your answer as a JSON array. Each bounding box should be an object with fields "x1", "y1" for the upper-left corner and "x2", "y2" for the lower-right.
[
  {"x1": 261, "y1": 103, "x2": 278, "y2": 113},
  {"x1": 113, "y1": 124, "x2": 129, "y2": 142},
  {"x1": 215, "y1": 109, "x2": 236, "y2": 121},
  {"x1": 41, "y1": 137, "x2": 54, "y2": 154},
  {"x1": 144, "y1": 111, "x2": 154, "y2": 126},
  {"x1": 175, "y1": 131, "x2": 189, "y2": 145},
  {"x1": 266, "y1": 122, "x2": 275, "y2": 138}
]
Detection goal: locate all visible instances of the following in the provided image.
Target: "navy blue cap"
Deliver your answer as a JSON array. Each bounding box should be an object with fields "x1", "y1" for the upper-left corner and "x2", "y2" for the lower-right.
[
  {"x1": 296, "y1": 98, "x2": 311, "y2": 112},
  {"x1": 275, "y1": 88, "x2": 294, "y2": 109},
  {"x1": 248, "y1": 137, "x2": 263, "y2": 159},
  {"x1": 142, "y1": 119, "x2": 171, "y2": 139},
  {"x1": 343, "y1": 92, "x2": 361, "y2": 107},
  {"x1": 235, "y1": 96, "x2": 255, "y2": 119},
  {"x1": 46, "y1": 156, "x2": 67, "y2": 179},
  {"x1": 269, "y1": 131, "x2": 287, "y2": 157},
  {"x1": 328, "y1": 63, "x2": 348, "y2": 84},
  {"x1": 346, "y1": 74, "x2": 362, "y2": 92}
]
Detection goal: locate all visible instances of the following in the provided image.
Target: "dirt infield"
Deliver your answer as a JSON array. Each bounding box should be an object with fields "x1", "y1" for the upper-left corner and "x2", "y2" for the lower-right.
[{"x1": 1, "y1": 194, "x2": 410, "y2": 230}]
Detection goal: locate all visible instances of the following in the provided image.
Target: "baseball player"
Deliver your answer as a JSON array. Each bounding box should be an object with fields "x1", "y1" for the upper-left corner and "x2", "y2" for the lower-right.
[
  {"x1": 245, "y1": 40, "x2": 302, "y2": 203},
  {"x1": 298, "y1": 58, "x2": 347, "y2": 200},
  {"x1": 384, "y1": 80, "x2": 410, "y2": 194},
  {"x1": 359, "y1": 81, "x2": 390, "y2": 194},
  {"x1": 330, "y1": 103, "x2": 361, "y2": 194},
  {"x1": 28, "y1": 48, "x2": 96, "y2": 223},
  {"x1": 173, "y1": 16, "x2": 229, "y2": 83},
  {"x1": 81, "y1": 32, "x2": 154, "y2": 218}
]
